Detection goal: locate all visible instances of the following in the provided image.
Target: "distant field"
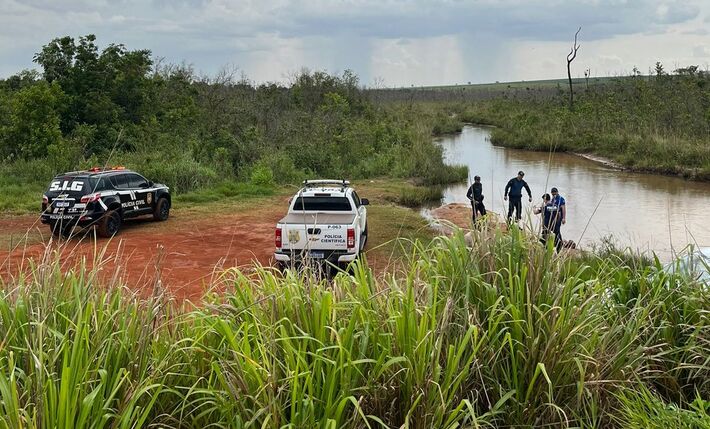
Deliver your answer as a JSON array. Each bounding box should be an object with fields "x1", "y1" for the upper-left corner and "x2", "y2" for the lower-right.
[
  {"x1": 369, "y1": 76, "x2": 623, "y2": 102},
  {"x1": 409, "y1": 76, "x2": 613, "y2": 91}
]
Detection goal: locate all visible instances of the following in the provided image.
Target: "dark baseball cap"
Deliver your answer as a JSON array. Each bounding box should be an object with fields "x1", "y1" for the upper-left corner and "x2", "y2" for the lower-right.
[
  {"x1": 518, "y1": 170, "x2": 525, "y2": 176},
  {"x1": 474, "y1": 175, "x2": 481, "y2": 180},
  {"x1": 551, "y1": 187, "x2": 559, "y2": 193}
]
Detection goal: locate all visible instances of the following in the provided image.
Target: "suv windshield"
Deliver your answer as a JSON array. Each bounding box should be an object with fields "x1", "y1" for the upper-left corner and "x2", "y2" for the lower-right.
[{"x1": 293, "y1": 196, "x2": 352, "y2": 211}]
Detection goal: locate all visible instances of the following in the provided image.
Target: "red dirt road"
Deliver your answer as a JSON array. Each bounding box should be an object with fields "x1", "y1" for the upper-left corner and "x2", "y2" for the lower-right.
[
  {"x1": 0, "y1": 209, "x2": 279, "y2": 302},
  {"x1": 0, "y1": 196, "x2": 464, "y2": 302}
]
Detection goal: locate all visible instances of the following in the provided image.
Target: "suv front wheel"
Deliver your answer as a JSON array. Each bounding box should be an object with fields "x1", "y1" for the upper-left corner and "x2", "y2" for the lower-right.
[{"x1": 98, "y1": 210, "x2": 122, "y2": 237}]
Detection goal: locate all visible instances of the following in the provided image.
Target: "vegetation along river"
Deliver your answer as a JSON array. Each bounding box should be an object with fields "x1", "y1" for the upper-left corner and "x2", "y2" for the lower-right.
[{"x1": 435, "y1": 125, "x2": 710, "y2": 258}]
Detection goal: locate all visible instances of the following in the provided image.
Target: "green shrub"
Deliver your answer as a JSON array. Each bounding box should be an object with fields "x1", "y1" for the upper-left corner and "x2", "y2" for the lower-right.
[
  {"x1": 249, "y1": 164, "x2": 275, "y2": 186},
  {"x1": 117, "y1": 152, "x2": 220, "y2": 194},
  {"x1": 616, "y1": 387, "x2": 710, "y2": 429}
]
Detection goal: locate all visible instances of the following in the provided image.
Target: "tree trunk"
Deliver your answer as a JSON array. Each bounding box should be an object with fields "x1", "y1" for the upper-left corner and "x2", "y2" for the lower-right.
[{"x1": 566, "y1": 27, "x2": 581, "y2": 110}]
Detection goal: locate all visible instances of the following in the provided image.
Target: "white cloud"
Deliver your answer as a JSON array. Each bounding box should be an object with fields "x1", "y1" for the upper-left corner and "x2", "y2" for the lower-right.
[
  {"x1": 693, "y1": 45, "x2": 710, "y2": 58},
  {"x1": 370, "y1": 35, "x2": 467, "y2": 86}
]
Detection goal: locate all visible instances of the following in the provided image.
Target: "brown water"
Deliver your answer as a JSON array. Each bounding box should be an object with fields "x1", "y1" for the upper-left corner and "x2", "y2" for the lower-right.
[{"x1": 435, "y1": 126, "x2": 710, "y2": 258}]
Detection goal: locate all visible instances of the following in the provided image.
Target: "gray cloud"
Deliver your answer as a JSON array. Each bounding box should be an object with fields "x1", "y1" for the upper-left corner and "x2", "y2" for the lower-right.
[{"x1": 0, "y1": 0, "x2": 707, "y2": 85}]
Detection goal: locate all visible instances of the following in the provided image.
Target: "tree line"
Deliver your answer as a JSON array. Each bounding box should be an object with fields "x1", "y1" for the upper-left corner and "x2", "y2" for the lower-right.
[{"x1": 0, "y1": 34, "x2": 463, "y2": 199}]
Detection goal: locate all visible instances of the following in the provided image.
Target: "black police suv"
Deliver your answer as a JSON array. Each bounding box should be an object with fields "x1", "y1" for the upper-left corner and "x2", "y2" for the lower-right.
[{"x1": 41, "y1": 167, "x2": 171, "y2": 237}]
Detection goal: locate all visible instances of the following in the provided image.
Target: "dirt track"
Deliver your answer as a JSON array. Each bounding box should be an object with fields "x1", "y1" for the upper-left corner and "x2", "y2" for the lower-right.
[
  {"x1": 0, "y1": 207, "x2": 281, "y2": 302},
  {"x1": 0, "y1": 194, "x2": 475, "y2": 302}
]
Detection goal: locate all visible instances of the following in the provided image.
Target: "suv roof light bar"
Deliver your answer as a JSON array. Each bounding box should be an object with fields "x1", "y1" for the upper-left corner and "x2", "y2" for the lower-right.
[
  {"x1": 303, "y1": 179, "x2": 350, "y2": 188},
  {"x1": 85, "y1": 166, "x2": 127, "y2": 173}
]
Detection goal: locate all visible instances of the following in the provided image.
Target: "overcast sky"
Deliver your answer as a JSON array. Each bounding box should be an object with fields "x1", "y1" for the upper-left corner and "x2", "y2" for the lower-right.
[{"x1": 1, "y1": 0, "x2": 709, "y2": 86}]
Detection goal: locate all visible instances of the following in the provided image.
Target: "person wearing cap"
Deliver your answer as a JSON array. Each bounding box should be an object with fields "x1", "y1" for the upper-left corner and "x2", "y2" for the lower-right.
[
  {"x1": 534, "y1": 193, "x2": 562, "y2": 251},
  {"x1": 504, "y1": 170, "x2": 532, "y2": 222},
  {"x1": 466, "y1": 175, "x2": 486, "y2": 223},
  {"x1": 549, "y1": 187, "x2": 566, "y2": 246}
]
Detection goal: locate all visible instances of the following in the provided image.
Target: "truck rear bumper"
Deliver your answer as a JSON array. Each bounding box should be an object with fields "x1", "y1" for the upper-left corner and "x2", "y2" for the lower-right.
[
  {"x1": 40, "y1": 213, "x2": 101, "y2": 227},
  {"x1": 274, "y1": 250, "x2": 358, "y2": 264},
  {"x1": 337, "y1": 253, "x2": 358, "y2": 263}
]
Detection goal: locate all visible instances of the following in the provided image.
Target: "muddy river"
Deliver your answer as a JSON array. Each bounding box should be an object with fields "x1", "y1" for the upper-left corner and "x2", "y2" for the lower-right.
[{"x1": 435, "y1": 125, "x2": 710, "y2": 258}]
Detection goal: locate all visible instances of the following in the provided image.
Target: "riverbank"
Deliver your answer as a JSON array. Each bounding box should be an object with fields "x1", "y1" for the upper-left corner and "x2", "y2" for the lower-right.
[{"x1": 456, "y1": 98, "x2": 710, "y2": 181}]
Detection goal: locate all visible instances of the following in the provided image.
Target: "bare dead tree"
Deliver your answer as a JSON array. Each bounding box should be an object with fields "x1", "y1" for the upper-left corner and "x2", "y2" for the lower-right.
[{"x1": 566, "y1": 27, "x2": 581, "y2": 110}]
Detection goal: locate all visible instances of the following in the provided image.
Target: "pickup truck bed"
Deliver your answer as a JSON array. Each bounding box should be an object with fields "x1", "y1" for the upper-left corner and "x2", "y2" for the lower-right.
[{"x1": 278, "y1": 213, "x2": 356, "y2": 225}]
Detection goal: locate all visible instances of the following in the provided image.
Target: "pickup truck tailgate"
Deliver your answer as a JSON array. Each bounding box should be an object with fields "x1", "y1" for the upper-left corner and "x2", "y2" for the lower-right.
[{"x1": 279, "y1": 213, "x2": 355, "y2": 251}]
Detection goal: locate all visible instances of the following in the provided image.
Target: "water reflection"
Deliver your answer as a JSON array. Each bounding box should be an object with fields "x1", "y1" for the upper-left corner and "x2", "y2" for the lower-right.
[{"x1": 437, "y1": 126, "x2": 710, "y2": 258}]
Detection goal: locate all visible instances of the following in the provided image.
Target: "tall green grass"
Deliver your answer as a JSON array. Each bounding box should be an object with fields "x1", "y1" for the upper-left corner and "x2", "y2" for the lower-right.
[{"x1": 0, "y1": 227, "x2": 708, "y2": 427}]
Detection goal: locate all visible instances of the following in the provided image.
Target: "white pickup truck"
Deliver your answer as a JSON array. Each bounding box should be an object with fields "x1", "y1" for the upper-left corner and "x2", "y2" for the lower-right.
[{"x1": 274, "y1": 180, "x2": 369, "y2": 270}]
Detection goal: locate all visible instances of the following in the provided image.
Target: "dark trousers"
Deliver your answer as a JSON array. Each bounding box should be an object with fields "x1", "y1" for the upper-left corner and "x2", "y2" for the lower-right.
[
  {"x1": 471, "y1": 200, "x2": 487, "y2": 223},
  {"x1": 507, "y1": 196, "x2": 522, "y2": 221},
  {"x1": 541, "y1": 223, "x2": 563, "y2": 251}
]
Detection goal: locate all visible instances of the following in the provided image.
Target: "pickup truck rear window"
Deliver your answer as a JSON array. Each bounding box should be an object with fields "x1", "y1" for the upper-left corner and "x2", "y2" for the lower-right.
[{"x1": 293, "y1": 197, "x2": 352, "y2": 211}]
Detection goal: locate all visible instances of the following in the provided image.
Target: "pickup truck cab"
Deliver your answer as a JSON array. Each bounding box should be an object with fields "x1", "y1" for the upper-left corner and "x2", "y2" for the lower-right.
[{"x1": 274, "y1": 180, "x2": 368, "y2": 270}]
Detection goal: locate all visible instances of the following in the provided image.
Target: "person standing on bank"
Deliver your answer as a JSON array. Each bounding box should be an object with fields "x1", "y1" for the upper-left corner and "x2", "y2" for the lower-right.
[
  {"x1": 549, "y1": 187, "x2": 566, "y2": 248},
  {"x1": 466, "y1": 175, "x2": 486, "y2": 223},
  {"x1": 534, "y1": 193, "x2": 561, "y2": 251},
  {"x1": 504, "y1": 170, "x2": 532, "y2": 222}
]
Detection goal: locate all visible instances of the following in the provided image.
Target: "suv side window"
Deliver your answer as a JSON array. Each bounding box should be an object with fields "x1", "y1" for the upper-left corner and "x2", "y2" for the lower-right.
[
  {"x1": 128, "y1": 174, "x2": 149, "y2": 188},
  {"x1": 351, "y1": 191, "x2": 361, "y2": 208},
  {"x1": 90, "y1": 177, "x2": 110, "y2": 192},
  {"x1": 110, "y1": 174, "x2": 131, "y2": 189}
]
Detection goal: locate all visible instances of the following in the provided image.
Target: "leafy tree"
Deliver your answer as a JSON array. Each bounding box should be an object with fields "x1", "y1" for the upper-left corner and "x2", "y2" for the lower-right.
[
  {"x1": 33, "y1": 34, "x2": 153, "y2": 152},
  {"x1": 3, "y1": 82, "x2": 64, "y2": 158}
]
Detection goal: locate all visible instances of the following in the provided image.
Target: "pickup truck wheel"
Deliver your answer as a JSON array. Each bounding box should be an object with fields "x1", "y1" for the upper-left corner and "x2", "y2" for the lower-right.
[
  {"x1": 153, "y1": 198, "x2": 170, "y2": 221},
  {"x1": 98, "y1": 210, "x2": 121, "y2": 238},
  {"x1": 276, "y1": 262, "x2": 288, "y2": 273}
]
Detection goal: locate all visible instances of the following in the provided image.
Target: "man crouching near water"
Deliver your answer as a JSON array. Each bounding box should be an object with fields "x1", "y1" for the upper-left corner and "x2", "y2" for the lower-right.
[{"x1": 466, "y1": 175, "x2": 486, "y2": 224}]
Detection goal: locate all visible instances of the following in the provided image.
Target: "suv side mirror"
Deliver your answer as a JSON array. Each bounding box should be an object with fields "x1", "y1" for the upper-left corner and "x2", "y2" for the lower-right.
[
  {"x1": 141, "y1": 181, "x2": 153, "y2": 188},
  {"x1": 361, "y1": 198, "x2": 369, "y2": 206}
]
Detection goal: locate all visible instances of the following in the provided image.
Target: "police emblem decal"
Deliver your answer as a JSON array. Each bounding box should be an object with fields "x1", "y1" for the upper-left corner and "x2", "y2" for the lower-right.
[
  {"x1": 288, "y1": 230, "x2": 300, "y2": 243},
  {"x1": 146, "y1": 192, "x2": 153, "y2": 205}
]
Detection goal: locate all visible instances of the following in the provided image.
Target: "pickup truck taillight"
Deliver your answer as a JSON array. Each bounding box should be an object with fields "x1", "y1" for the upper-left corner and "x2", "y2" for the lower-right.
[
  {"x1": 80, "y1": 193, "x2": 101, "y2": 203},
  {"x1": 275, "y1": 227, "x2": 282, "y2": 248},
  {"x1": 347, "y1": 228, "x2": 355, "y2": 249}
]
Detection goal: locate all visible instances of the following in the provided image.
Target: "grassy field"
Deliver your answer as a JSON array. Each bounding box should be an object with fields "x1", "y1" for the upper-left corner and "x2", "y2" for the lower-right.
[
  {"x1": 404, "y1": 76, "x2": 612, "y2": 91},
  {"x1": 369, "y1": 76, "x2": 617, "y2": 104},
  {"x1": 0, "y1": 225, "x2": 708, "y2": 428}
]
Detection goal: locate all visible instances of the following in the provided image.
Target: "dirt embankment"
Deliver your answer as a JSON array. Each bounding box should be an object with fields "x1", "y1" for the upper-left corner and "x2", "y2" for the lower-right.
[{"x1": 0, "y1": 209, "x2": 280, "y2": 302}]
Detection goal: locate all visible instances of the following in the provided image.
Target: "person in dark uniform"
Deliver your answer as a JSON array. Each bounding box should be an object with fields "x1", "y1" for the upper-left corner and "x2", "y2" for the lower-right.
[
  {"x1": 504, "y1": 170, "x2": 532, "y2": 222},
  {"x1": 534, "y1": 190, "x2": 565, "y2": 251},
  {"x1": 549, "y1": 187, "x2": 566, "y2": 249},
  {"x1": 466, "y1": 175, "x2": 486, "y2": 223}
]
